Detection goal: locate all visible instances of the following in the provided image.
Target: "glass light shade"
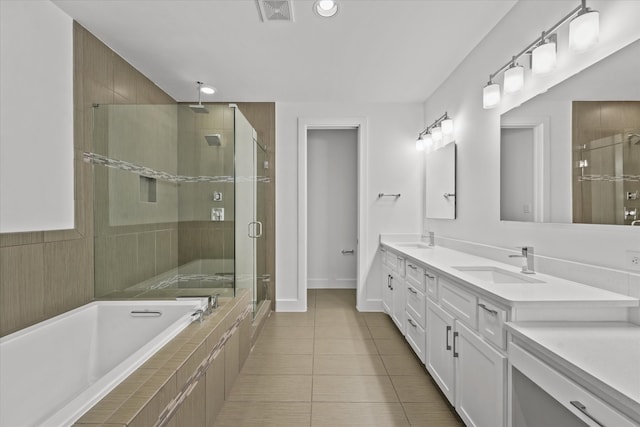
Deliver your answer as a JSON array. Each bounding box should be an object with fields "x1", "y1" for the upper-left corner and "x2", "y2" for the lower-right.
[
  {"x1": 503, "y1": 65, "x2": 524, "y2": 94},
  {"x1": 416, "y1": 137, "x2": 425, "y2": 151},
  {"x1": 424, "y1": 134, "x2": 433, "y2": 147},
  {"x1": 532, "y1": 42, "x2": 557, "y2": 74},
  {"x1": 441, "y1": 118, "x2": 454, "y2": 135},
  {"x1": 431, "y1": 126, "x2": 443, "y2": 142},
  {"x1": 200, "y1": 86, "x2": 215, "y2": 95},
  {"x1": 483, "y1": 82, "x2": 501, "y2": 109},
  {"x1": 569, "y1": 10, "x2": 599, "y2": 52}
]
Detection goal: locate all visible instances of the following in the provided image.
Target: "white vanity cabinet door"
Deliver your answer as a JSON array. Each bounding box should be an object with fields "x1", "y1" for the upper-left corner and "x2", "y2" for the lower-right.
[
  {"x1": 424, "y1": 268, "x2": 438, "y2": 301},
  {"x1": 406, "y1": 262, "x2": 425, "y2": 292},
  {"x1": 405, "y1": 312, "x2": 426, "y2": 363},
  {"x1": 426, "y1": 299, "x2": 455, "y2": 404},
  {"x1": 455, "y1": 321, "x2": 506, "y2": 427},
  {"x1": 478, "y1": 298, "x2": 507, "y2": 350},
  {"x1": 382, "y1": 264, "x2": 392, "y2": 315},
  {"x1": 391, "y1": 274, "x2": 405, "y2": 333},
  {"x1": 406, "y1": 283, "x2": 426, "y2": 328}
]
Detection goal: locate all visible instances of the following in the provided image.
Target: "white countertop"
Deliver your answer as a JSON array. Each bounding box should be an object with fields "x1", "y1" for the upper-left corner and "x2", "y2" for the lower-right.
[
  {"x1": 380, "y1": 238, "x2": 639, "y2": 308},
  {"x1": 506, "y1": 321, "x2": 640, "y2": 422}
]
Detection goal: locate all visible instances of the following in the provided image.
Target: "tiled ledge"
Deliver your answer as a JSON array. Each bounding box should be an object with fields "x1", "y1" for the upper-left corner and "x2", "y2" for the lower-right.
[{"x1": 74, "y1": 289, "x2": 252, "y2": 426}]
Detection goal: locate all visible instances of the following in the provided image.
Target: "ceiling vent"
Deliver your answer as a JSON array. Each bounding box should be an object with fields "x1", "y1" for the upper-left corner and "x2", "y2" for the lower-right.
[{"x1": 256, "y1": 0, "x2": 294, "y2": 22}]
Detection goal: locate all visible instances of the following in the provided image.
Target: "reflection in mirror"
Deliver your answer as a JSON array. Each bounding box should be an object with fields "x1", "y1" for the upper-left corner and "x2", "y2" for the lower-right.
[
  {"x1": 500, "y1": 39, "x2": 640, "y2": 225},
  {"x1": 426, "y1": 142, "x2": 456, "y2": 219}
]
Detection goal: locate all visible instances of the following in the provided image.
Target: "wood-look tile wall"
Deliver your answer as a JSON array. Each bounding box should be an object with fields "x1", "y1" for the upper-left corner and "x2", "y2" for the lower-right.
[{"x1": 0, "y1": 23, "x2": 174, "y2": 336}]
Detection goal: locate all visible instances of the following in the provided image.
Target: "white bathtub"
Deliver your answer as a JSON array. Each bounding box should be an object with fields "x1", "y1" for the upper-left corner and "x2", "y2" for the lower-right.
[{"x1": 0, "y1": 300, "x2": 205, "y2": 427}]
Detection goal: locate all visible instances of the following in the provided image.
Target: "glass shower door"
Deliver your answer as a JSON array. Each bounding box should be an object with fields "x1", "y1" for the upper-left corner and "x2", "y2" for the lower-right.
[{"x1": 234, "y1": 107, "x2": 264, "y2": 315}]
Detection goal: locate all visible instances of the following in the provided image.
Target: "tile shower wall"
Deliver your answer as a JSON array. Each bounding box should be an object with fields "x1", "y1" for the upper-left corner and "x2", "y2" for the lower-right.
[{"x1": 0, "y1": 23, "x2": 174, "y2": 336}]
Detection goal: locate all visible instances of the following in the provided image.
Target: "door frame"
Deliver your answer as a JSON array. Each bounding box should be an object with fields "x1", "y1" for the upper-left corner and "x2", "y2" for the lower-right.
[
  {"x1": 298, "y1": 117, "x2": 368, "y2": 311},
  {"x1": 500, "y1": 117, "x2": 550, "y2": 222}
]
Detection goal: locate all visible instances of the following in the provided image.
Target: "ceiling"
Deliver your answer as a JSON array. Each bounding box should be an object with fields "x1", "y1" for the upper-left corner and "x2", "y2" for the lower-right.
[{"x1": 53, "y1": 0, "x2": 517, "y2": 103}]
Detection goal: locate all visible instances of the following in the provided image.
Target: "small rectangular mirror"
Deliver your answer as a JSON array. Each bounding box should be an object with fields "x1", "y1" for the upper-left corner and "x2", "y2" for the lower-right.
[{"x1": 426, "y1": 142, "x2": 456, "y2": 219}]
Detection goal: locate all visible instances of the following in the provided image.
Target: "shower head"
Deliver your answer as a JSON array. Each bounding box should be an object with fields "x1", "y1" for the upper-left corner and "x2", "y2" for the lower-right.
[
  {"x1": 205, "y1": 134, "x2": 222, "y2": 146},
  {"x1": 189, "y1": 81, "x2": 209, "y2": 114},
  {"x1": 189, "y1": 103, "x2": 209, "y2": 114}
]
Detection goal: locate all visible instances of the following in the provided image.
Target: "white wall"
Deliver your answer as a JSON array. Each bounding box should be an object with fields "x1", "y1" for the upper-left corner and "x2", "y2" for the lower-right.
[
  {"x1": 276, "y1": 103, "x2": 424, "y2": 311},
  {"x1": 0, "y1": 0, "x2": 74, "y2": 232},
  {"x1": 423, "y1": 0, "x2": 640, "y2": 320}
]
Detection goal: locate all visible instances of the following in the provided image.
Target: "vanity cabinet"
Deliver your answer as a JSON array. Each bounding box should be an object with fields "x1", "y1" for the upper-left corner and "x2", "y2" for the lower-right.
[
  {"x1": 380, "y1": 248, "x2": 405, "y2": 333},
  {"x1": 426, "y1": 271, "x2": 510, "y2": 427},
  {"x1": 426, "y1": 299, "x2": 455, "y2": 402}
]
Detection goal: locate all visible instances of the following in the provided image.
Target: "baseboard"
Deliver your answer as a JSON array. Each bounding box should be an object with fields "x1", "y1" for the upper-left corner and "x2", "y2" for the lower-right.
[
  {"x1": 357, "y1": 298, "x2": 383, "y2": 312},
  {"x1": 308, "y1": 278, "x2": 356, "y2": 289},
  {"x1": 275, "y1": 298, "x2": 307, "y2": 312}
]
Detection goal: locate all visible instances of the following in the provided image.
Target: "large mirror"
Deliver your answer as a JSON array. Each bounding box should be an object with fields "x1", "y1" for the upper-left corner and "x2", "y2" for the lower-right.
[{"x1": 500, "y1": 39, "x2": 640, "y2": 225}]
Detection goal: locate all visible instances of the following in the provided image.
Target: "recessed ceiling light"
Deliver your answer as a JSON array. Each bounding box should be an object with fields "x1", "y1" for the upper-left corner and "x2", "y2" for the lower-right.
[
  {"x1": 314, "y1": 0, "x2": 338, "y2": 18},
  {"x1": 200, "y1": 86, "x2": 215, "y2": 95}
]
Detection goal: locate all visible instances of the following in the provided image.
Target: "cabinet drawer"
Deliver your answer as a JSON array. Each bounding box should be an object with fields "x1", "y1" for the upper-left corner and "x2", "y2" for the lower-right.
[
  {"x1": 406, "y1": 284, "x2": 426, "y2": 328},
  {"x1": 439, "y1": 278, "x2": 477, "y2": 329},
  {"x1": 478, "y1": 299, "x2": 507, "y2": 350},
  {"x1": 510, "y1": 343, "x2": 638, "y2": 427},
  {"x1": 406, "y1": 262, "x2": 425, "y2": 292},
  {"x1": 384, "y1": 250, "x2": 396, "y2": 268},
  {"x1": 405, "y1": 313, "x2": 426, "y2": 363},
  {"x1": 424, "y1": 268, "x2": 438, "y2": 301}
]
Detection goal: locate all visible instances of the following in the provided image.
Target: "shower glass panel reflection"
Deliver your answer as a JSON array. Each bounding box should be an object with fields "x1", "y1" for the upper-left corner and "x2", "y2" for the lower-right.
[{"x1": 90, "y1": 103, "x2": 264, "y2": 313}]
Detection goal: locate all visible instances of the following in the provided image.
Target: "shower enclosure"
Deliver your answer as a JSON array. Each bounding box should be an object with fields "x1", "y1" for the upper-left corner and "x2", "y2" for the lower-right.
[
  {"x1": 572, "y1": 101, "x2": 640, "y2": 225},
  {"x1": 89, "y1": 103, "x2": 268, "y2": 316}
]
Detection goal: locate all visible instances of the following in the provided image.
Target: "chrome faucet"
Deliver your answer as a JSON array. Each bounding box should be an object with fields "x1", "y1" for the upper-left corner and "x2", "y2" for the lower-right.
[
  {"x1": 422, "y1": 232, "x2": 435, "y2": 247},
  {"x1": 509, "y1": 246, "x2": 535, "y2": 274},
  {"x1": 212, "y1": 294, "x2": 220, "y2": 309},
  {"x1": 632, "y1": 220, "x2": 640, "y2": 226},
  {"x1": 192, "y1": 309, "x2": 204, "y2": 324}
]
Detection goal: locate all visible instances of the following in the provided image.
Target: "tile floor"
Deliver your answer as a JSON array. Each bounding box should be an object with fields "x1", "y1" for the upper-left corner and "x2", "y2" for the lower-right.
[{"x1": 214, "y1": 289, "x2": 465, "y2": 426}]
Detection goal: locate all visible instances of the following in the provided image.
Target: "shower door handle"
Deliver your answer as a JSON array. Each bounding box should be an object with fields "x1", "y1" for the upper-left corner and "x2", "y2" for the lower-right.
[{"x1": 248, "y1": 221, "x2": 263, "y2": 238}]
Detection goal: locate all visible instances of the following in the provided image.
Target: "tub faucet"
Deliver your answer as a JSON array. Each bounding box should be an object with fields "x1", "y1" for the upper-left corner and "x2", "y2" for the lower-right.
[
  {"x1": 509, "y1": 246, "x2": 535, "y2": 274},
  {"x1": 192, "y1": 309, "x2": 204, "y2": 324},
  {"x1": 212, "y1": 294, "x2": 220, "y2": 309}
]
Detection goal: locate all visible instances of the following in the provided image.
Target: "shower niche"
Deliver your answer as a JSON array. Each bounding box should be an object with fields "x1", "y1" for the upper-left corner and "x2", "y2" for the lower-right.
[{"x1": 90, "y1": 103, "x2": 269, "y2": 316}]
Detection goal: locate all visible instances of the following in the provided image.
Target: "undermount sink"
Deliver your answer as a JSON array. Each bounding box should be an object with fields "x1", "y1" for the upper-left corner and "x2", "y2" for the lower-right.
[
  {"x1": 452, "y1": 266, "x2": 545, "y2": 284},
  {"x1": 396, "y1": 242, "x2": 432, "y2": 249}
]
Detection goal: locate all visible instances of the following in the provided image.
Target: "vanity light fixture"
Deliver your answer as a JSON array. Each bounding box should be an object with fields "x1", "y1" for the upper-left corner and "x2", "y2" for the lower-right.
[
  {"x1": 483, "y1": 79, "x2": 501, "y2": 109},
  {"x1": 531, "y1": 33, "x2": 557, "y2": 75},
  {"x1": 481, "y1": 0, "x2": 599, "y2": 109},
  {"x1": 314, "y1": 0, "x2": 338, "y2": 17},
  {"x1": 416, "y1": 112, "x2": 453, "y2": 151},
  {"x1": 503, "y1": 61, "x2": 524, "y2": 94},
  {"x1": 569, "y1": 3, "x2": 599, "y2": 52}
]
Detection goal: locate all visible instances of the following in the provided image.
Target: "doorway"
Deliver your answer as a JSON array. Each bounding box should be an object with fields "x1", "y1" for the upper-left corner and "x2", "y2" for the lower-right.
[
  {"x1": 307, "y1": 129, "x2": 357, "y2": 290},
  {"x1": 297, "y1": 117, "x2": 368, "y2": 312}
]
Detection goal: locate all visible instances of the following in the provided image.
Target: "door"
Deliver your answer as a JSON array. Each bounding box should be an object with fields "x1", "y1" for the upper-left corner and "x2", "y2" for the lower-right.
[
  {"x1": 234, "y1": 107, "x2": 262, "y2": 312},
  {"x1": 455, "y1": 321, "x2": 506, "y2": 427},
  {"x1": 426, "y1": 299, "x2": 455, "y2": 404},
  {"x1": 307, "y1": 129, "x2": 357, "y2": 289}
]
